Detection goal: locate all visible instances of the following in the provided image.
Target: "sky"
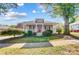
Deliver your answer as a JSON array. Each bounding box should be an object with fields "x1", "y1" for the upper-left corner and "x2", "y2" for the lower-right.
[{"x1": 0, "y1": 3, "x2": 64, "y2": 25}]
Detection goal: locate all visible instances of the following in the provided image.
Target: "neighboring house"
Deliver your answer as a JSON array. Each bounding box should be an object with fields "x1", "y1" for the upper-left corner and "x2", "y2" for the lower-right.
[
  {"x1": 70, "y1": 21, "x2": 79, "y2": 32},
  {"x1": 0, "y1": 25, "x2": 9, "y2": 31},
  {"x1": 16, "y1": 18, "x2": 59, "y2": 36}
]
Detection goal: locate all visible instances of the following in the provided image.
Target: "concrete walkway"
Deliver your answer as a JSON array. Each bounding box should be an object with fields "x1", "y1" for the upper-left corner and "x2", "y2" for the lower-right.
[
  {"x1": 0, "y1": 39, "x2": 79, "y2": 48},
  {"x1": 0, "y1": 42, "x2": 52, "y2": 48}
]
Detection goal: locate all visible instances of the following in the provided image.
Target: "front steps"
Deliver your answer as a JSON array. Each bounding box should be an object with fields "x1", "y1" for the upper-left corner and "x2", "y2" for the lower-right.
[{"x1": 36, "y1": 32, "x2": 42, "y2": 36}]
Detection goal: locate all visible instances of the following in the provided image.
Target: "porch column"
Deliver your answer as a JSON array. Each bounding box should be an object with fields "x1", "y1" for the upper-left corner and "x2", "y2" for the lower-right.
[
  {"x1": 52, "y1": 25, "x2": 53, "y2": 34},
  {"x1": 23, "y1": 24, "x2": 25, "y2": 31},
  {"x1": 42, "y1": 24, "x2": 45, "y2": 32},
  {"x1": 53, "y1": 25, "x2": 57, "y2": 34},
  {"x1": 27, "y1": 25, "x2": 29, "y2": 32},
  {"x1": 35, "y1": 24, "x2": 37, "y2": 32}
]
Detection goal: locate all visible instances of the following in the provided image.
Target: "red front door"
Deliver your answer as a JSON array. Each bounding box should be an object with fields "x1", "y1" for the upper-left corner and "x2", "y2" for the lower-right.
[{"x1": 37, "y1": 25, "x2": 42, "y2": 32}]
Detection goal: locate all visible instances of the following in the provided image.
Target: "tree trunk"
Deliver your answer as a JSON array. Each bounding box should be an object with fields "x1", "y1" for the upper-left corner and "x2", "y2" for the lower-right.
[{"x1": 63, "y1": 16, "x2": 70, "y2": 35}]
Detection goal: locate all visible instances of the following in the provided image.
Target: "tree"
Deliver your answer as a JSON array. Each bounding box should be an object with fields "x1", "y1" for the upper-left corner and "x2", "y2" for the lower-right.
[
  {"x1": 41, "y1": 3, "x2": 79, "y2": 35},
  {"x1": 0, "y1": 3, "x2": 19, "y2": 37},
  {"x1": 9, "y1": 25, "x2": 16, "y2": 28},
  {"x1": 0, "y1": 3, "x2": 18, "y2": 14}
]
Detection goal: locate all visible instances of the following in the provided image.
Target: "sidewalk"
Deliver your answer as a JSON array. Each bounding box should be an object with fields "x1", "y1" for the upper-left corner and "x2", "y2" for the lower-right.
[{"x1": 0, "y1": 35, "x2": 23, "y2": 40}]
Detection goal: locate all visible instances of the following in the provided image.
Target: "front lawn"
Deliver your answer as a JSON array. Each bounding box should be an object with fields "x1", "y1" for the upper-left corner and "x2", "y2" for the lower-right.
[
  {"x1": 0, "y1": 44, "x2": 79, "y2": 55},
  {"x1": 0, "y1": 46, "x2": 65, "y2": 55},
  {"x1": 0, "y1": 35, "x2": 63, "y2": 43}
]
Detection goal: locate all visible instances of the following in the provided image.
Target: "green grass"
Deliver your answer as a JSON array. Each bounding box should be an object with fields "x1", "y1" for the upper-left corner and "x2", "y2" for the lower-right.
[
  {"x1": 0, "y1": 46, "x2": 65, "y2": 55},
  {"x1": 0, "y1": 35, "x2": 63, "y2": 43},
  {"x1": 0, "y1": 44, "x2": 79, "y2": 55}
]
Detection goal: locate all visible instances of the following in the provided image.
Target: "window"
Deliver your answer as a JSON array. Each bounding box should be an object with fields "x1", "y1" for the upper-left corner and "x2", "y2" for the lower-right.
[
  {"x1": 49, "y1": 26, "x2": 50, "y2": 30},
  {"x1": 29, "y1": 25, "x2": 32, "y2": 29},
  {"x1": 33, "y1": 25, "x2": 35, "y2": 29},
  {"x1": 44, "y1": 26, "x2": 46, "y2": 30},
  {"x1": 37, "y1": 25, "x2": 42, "y2": 32},
  {"x1": 35, "y1": 19, "x2": 44, "y2": 23}
]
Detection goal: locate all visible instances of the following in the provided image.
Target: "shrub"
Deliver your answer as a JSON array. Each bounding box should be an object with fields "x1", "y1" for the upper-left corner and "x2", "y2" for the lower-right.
[
  {"x1": 0, "y1": 29, "x2": 23, "y2": 36},
  {"x1": 23, "y1": 32, "x2": 27, "y2": 36},
  {"x1": 47, "y1": 30, "x2": 53, "y2": 34},
  {"x1": 56, "y1": 29, "x2": 62, "y2": 34},
  {"x1": 13, "y1": 30, "x2": 23, "y2": 36},
  {"x1": 42, "y1": 30, "x2": 52, "y2": 36},
  {"x1": 27, "y1": 30, "x2": 33, "y2": 36},
  {"x1": 33, "y1": 32, "x2": 36, "y2": 36}
]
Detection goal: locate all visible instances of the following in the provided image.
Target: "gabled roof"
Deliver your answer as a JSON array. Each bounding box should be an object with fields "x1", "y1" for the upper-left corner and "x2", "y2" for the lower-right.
[{"x1": 18, "y1": 19, "x2": 58, "y2": 25}]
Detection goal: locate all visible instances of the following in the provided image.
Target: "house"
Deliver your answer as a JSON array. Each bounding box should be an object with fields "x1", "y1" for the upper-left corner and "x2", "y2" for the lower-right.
[
  {"x1": 16, "y1": 18, "x2": 59, "y2": 36},
  {"x1": 0, "y1": 24, "x2": 9, "y2": 31},
  {"x1": 70, "y1": 21, "x2": 79, "y2": 32}
]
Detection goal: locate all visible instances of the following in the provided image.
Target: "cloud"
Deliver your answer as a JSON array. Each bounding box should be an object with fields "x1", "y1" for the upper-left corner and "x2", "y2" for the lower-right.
[
  {"x1": 38, "y1": 4, "x2": 46, "y2": 10},
  {"x1": 9, "y1": 9, "x2": 13, "y2": 12},
  {"x1": 32, "y1": 10, "x2": 36, "y2": 13},
  {"x1": 38, "y1": 4, "x2": 44, "y2": 9},
  {"x1": 17, "y1": 3, "x2": 24, "y2": 7},
  {"x1": 5, "y1": 12, "x2": 27, "y2": 17},
  {"x1": 4, "y1": 17, "x2": 15, "y2": 20},
  {"x1": 42, "y1": 9, "x2": 46, "y2": 13},
  {"x1": 4, "y1": 12, "x2": 27, "y2": 19},
  {"x1": 38, "y1": 4, "x2": 47, "y2": 13},
  {"x1": 19, "y1": 13, "x2": 27, "y2": 16}
]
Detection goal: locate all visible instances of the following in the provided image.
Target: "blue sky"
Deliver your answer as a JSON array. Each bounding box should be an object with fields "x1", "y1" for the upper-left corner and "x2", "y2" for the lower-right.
[{"x1": 0, "y1": 3, "x2": 64, "y2": 25}]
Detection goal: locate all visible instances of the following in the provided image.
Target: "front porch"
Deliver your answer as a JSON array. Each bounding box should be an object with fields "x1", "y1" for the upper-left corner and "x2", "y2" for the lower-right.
[{"x1": 23, "y1": 24, "x2": 57, "y2": 36}]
